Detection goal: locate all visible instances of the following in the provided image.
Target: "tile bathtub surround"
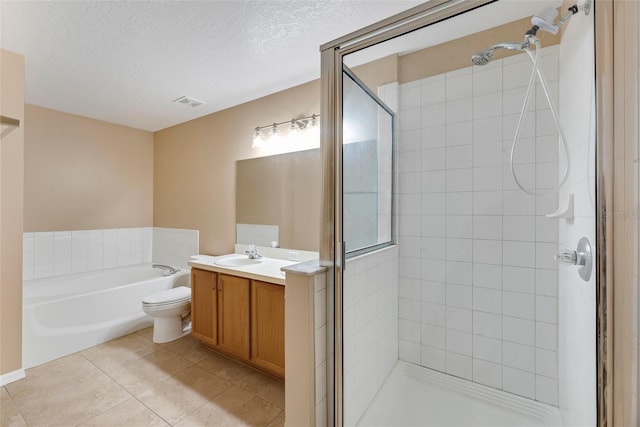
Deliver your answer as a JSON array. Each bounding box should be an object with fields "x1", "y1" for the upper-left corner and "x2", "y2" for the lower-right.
[
  {"x1": 23, "y1": 227, "x2": 198, "y2": 280},
  {"x1": 152, "y1": 227, "x2": 199, "y2": 269},
  {"x1": 397, "y1": 46, "x2": 560, "y2": 406},
  {"x1": 2, "y1": 328, "x2": 284, "y2": 426},
  {"x1": 343, "y1": 245, "x2": 399, "y2": 426}
]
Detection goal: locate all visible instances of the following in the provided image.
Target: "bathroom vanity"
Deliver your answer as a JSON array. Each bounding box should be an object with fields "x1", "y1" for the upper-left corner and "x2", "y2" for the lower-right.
[{"x1": 188, "y1": 255, "x2": 292, "y2": 379}]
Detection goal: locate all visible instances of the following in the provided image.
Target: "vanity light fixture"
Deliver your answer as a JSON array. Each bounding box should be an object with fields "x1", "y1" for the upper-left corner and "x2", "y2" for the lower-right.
[{"x1": 252, "y1": 114, "x2": 319, "y2": 149}]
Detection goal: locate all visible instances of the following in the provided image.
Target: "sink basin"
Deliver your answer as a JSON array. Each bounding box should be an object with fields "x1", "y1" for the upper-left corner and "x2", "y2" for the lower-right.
[{"x1": 214, "y1": 255, "x2": 264, "y2": 267}]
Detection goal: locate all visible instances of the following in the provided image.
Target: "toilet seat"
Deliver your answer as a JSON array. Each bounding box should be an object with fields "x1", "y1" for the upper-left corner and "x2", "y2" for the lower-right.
[{"x1": 142, "y1": 286, "x2": 191, "y2": 307}]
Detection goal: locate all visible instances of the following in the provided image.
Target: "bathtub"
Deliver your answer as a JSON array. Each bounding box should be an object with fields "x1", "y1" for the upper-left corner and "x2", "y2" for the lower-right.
[{"x1": 22, "y1": 264, "x2": 190, "y2": 369}]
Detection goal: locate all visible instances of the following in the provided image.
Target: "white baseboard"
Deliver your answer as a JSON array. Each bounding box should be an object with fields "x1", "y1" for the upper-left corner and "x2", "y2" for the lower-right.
[{"x1": 0, "y1": 368, "x2": 25, "y2": 386}]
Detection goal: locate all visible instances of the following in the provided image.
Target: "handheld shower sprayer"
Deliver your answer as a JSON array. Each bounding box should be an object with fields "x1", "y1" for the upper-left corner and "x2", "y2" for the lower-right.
[
  {"x1": 470, "y1": 41, "x2": 523, "y2": 66},
  {"x1": 467, "y1": 0, "x2": 592, "y2": 196}
]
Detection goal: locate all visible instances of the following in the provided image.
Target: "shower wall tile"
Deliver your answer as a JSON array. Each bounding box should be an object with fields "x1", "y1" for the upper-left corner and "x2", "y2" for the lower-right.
[
  {"x1": 536, "y1": 375, "x2": 559, "y2": 406},
  {"x1": 445, "y1": 352, "x2": 472, "y2": 380},
  {"x1": 422, "y1": 104, "x2": 446, "y2": 127},
  {"x1": 343, "y1": 246, "x2": 398, "y2": 426},
  {"x1": 473, "y1": 263, "x2": 502, "y2": 290},
  {"x1": 503, "y1": 266, "x2": 535, "y2": 293},
  {"x1": 473, "y1": 116, "x2": 503, "y2": 143},
  {"x1": 473, "y1": 287, "x2": 502, "y2": 314},
  {"x1": 503, "y1": 317, "x2": 535, "y2": 346},
  {"x1": 445, "y1": 74, "x2": 472, "y2": 100},
  {"x1": 422, "y1": 215, "x2": 446, "y2": 237},
  {"x1": 445, "y1": 99, "x2": 472, "y2": 123},
  {"x1": 473, "y1": 335, "x2": 502, "y2": 364},
  {"x1": 472, "y1": 67, "x2": 502, "y2": 96},
  {"x1": 503, "y1": 341, "x2": 535, "y2": 372},
  {"x1": 421, "y1": 345, "x2": 445, "y2": 371},
  {"x1": 399, "y1": 129, "x2": 421, "y2": 152},
  {"x1": 421, "y1": 80, "x2": 445, "y2": 106},
  {"x1": 400, "y1": 340, "x2": 420, "y2": 364},
  {"x1": 446, "y1": 122, "x2": 472, "y2": 146},
  {"x1": 473, "y1": 312, "x2": 502, "y2": 339},
  {"x1": 503, "y1": 366, "x2": 536, "y2": 399},
  {"x1": 503, "y1": 86, "x2": 531, "y2": 114},
  {"x1": 399, "y1": 107, "x2": 420, "y2": 131},
  {"x1": 422, "y1": 125, "x2": 446, "y2": 149},
  {"x1": 422, "y1": 170, "x2": 446, "y2": 193},
  {"x1": 536, "y1": 321, "x2": 558, "y2": 351},
  {"x1": 473, "y1": 359, "x2": 502, "y2": 389},
  {"x1": 397, "y1": 46, "x2": 560, "y2": 407},
  {"x1": 536, "y1": 348, "x2": 559, "y2": 379},
  {"x1": 473, "y1": 141, "x2": 502, "y2": 167},
  {"x1": 535, "y1": 268, "x2": 558, "y2": 297},
  {"x1": 473, "y1": 92, "x2": 502, "y2": 119}
]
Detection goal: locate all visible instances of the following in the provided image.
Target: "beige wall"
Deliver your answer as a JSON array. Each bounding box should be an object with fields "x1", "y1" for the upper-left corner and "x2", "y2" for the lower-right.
[
  {"x1": 24, "y1": 105, "x2": 153, "y2": 231},
  {"x1": 154, "y1": 80, "x2": 320, "y2": 255},
  {"x1": 0, "y1": 49, "x2": 25, "y2": 376},
  {"x1": 350, "y1": 54, "x2": 399, "y2": 90}
]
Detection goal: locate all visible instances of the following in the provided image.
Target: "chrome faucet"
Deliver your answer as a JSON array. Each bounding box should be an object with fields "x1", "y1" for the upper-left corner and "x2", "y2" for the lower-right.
[
  {"x1": 245, "y1": 244, "x2": 262, "y2": 260},
  {"x1": 152, "y1": 264, "x2": 180, "y2": 276}
]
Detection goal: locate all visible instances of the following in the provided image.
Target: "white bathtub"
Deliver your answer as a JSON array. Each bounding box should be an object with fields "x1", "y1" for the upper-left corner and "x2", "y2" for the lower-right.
[{"x1": 22, "y1": 264, "x2": 190, "y2": 369}]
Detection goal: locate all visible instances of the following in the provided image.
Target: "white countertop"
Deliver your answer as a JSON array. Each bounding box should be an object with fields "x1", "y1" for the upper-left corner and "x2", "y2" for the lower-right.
[{"x1": 188, "y1": 254, "x2": 298, "y2": 286}]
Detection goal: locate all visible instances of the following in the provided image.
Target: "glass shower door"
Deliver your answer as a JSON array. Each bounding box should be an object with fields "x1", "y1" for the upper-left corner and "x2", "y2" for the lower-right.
[{"x1": 342, "y1": 66, "x2": 394, "y2": 255}]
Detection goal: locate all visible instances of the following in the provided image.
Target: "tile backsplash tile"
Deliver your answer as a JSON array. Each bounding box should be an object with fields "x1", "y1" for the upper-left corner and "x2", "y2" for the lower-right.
[{"x1": 24, "y1": 227, "x2": 198, "y2": 280}]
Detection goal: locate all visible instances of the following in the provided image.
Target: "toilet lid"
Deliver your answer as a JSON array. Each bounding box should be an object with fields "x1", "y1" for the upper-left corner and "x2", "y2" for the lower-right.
[{"x1": 143, "y1": 286, "x2": 191, "y2": 305}]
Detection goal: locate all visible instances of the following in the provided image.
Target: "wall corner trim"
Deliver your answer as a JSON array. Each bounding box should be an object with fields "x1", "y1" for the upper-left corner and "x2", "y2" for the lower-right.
[{"x1": 0, "y1": 368, "x2": 25, "y2": 386}]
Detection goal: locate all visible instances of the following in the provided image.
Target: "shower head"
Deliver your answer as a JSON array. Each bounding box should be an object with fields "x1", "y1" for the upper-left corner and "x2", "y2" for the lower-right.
[
  {"x1": 471, "y1": 49, "x2": 493, "y2": 66},
  {"x1": 470, "y1": 41, "x2": 524, "y2": 66}
]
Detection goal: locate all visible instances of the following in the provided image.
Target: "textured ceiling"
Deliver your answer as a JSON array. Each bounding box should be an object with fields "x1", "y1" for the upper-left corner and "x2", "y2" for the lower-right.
[{"x1": 0, "y1": 0, "x2": 423, "y2": 131}]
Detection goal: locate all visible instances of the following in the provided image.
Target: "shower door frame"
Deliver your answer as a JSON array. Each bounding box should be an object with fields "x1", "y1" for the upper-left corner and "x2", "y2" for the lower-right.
[{"x1": 319, "y1": 0, "x2": 615, "y2": 426}]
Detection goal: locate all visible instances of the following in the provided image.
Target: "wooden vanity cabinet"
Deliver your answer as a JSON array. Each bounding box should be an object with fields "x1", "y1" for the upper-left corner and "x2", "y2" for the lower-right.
[
  {"x1": 190, "y1": 267, "x2": 285, "y2": 379},
  {"x1": 251, "y1": 280, "x2": 285, "y2": 378},
  {"x1": 191, "y1": 268, "x2": 217, "y2": 347},
  {"x1": 217, "y1": 274, "x2": 250, "y2": 360}
]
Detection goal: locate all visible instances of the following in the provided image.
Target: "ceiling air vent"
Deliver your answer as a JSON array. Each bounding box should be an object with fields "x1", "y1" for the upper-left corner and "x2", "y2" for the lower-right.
[{"x1": 172, "y1": 96, "x2": 205, "y2": 107}]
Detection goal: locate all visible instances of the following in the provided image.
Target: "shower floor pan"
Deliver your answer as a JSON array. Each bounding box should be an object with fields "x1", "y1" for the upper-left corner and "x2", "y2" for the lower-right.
[{"x1": 357, "y1": 360, "x2": 566, "y2": 427}]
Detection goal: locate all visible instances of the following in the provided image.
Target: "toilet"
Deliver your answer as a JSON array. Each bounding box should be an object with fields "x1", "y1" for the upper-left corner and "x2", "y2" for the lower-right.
[{"x1": 142, "y1": 286, "x2": 192, "y2": 343}]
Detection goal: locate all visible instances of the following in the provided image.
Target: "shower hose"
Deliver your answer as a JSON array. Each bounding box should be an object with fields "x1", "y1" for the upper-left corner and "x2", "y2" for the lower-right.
[{"x1": 510, "y1": 37, "x2": 570, "y2": 197}]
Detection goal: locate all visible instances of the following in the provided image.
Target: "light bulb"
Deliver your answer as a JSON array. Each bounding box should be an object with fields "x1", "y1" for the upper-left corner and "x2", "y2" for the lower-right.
[
  {"x1": 269, "y1": 123, "x2": 281, "y2": 144},
  {"x1": 252, "y1": 128, "x2": 265, "y2": 148},
  {"x1": 288, "y1": 119, "x2": 301, "y2": 143}
]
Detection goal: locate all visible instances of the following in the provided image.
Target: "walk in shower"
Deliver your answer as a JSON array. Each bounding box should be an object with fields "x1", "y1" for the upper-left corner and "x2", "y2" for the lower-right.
[{"x1": 321, "y1": 0, "x2": 599, "y2": 425}]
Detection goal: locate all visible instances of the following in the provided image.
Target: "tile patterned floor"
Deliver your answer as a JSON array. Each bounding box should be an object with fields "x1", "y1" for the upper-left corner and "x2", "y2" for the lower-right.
[{"x1": 1, "y1": 328, "x2": 284, "y2": 426}]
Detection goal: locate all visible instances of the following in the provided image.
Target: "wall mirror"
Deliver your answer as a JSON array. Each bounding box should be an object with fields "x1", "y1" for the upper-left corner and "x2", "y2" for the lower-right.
[{"x1": 236, "y1": 149, "x2": 320, "y2": 252}]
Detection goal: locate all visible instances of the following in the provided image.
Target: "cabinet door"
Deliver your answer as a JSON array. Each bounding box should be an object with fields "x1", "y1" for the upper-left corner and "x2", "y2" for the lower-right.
[
  {"x1": 251, "y1": 280, "x2": 285, "y2": 378},
  {"x1": 217, "y1": 274, "x2": 250, "y2": 360},
  {"x1": 191, "y1": 268, "x2": 217, "y2": 346}
]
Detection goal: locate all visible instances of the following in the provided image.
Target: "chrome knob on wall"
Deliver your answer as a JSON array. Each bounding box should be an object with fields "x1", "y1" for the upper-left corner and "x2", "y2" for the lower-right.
[{"x1": 555, "y1": 237, "x2": 592, "y2": 281}]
